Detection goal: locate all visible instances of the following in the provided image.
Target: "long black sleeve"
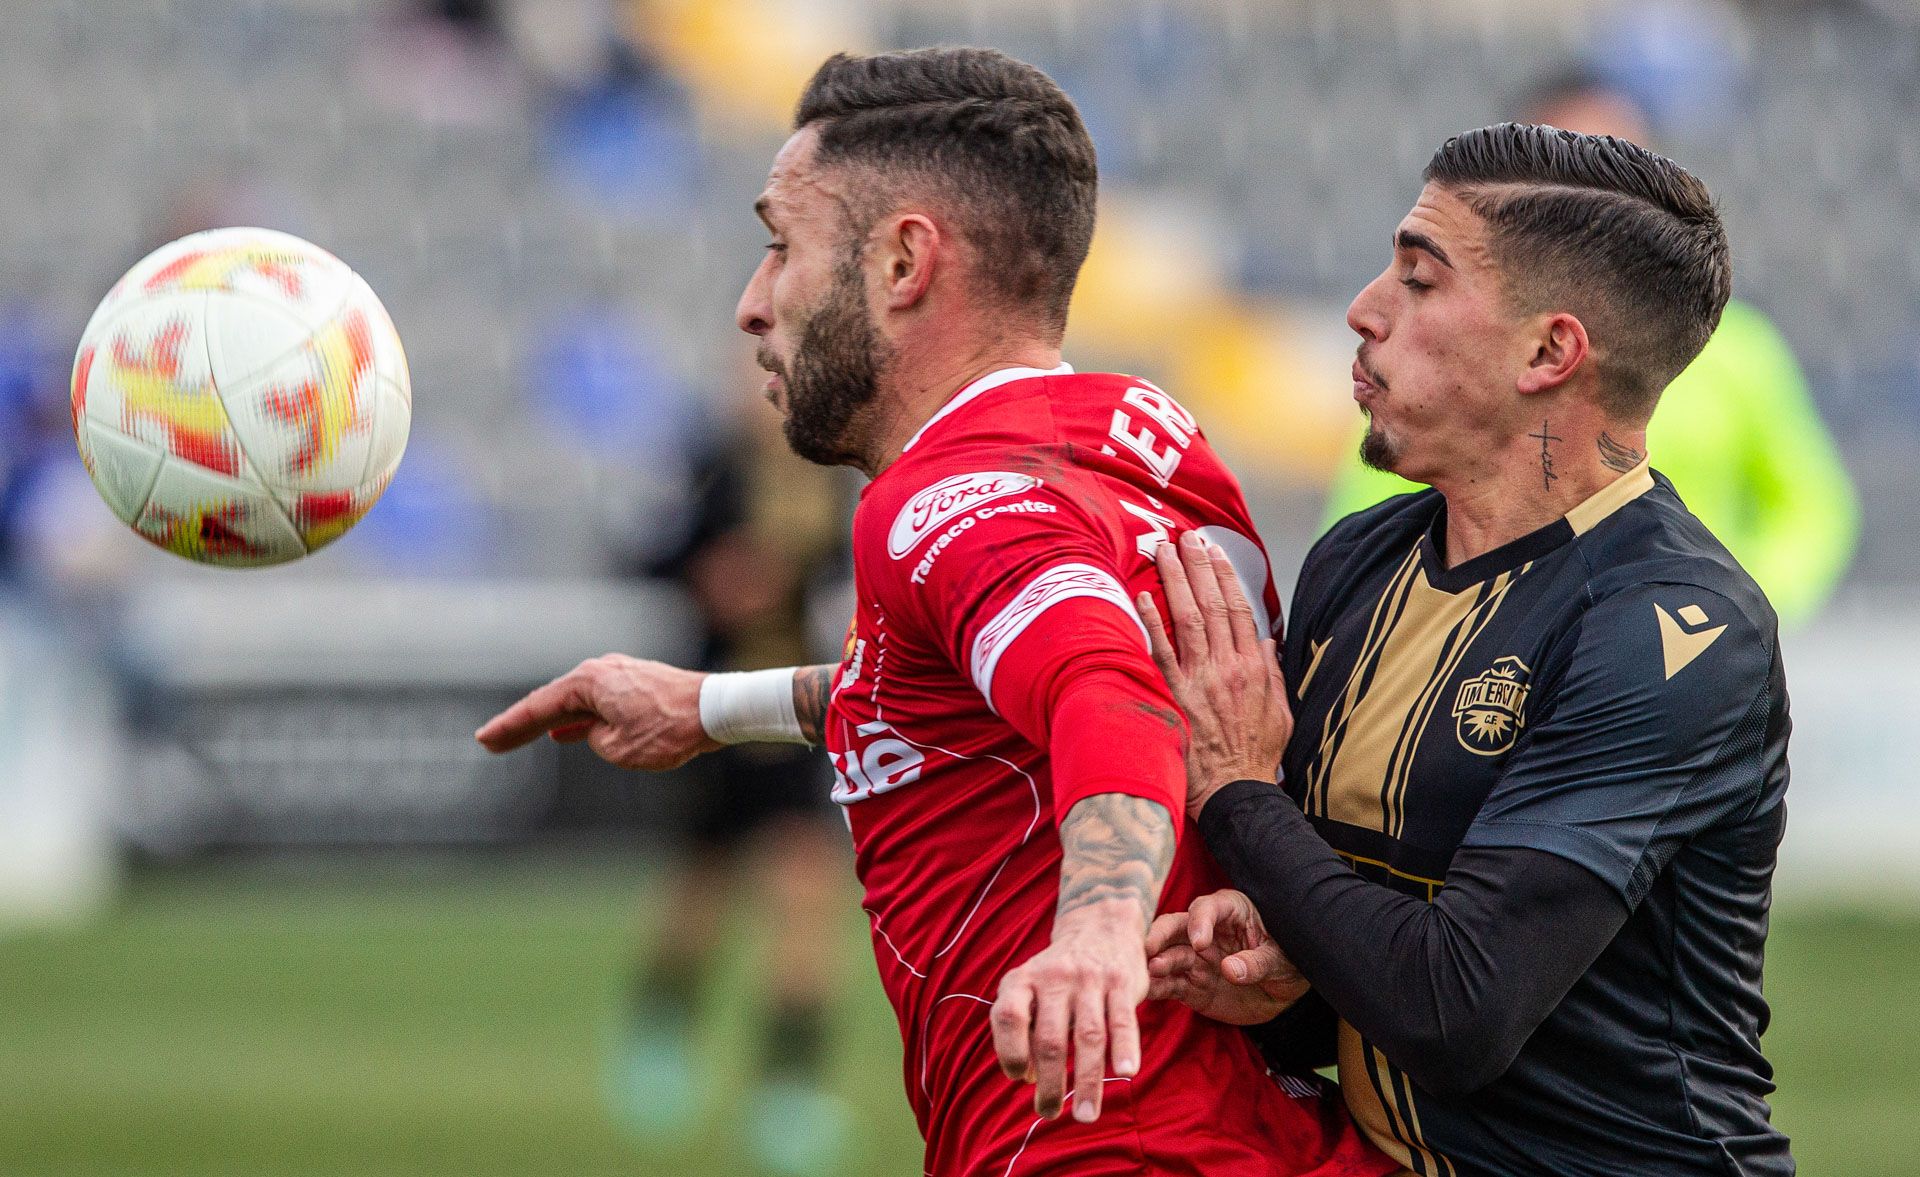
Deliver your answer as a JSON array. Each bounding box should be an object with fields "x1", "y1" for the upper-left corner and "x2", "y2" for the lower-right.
[
  {"x1": 1244, "y1": 988, "x2": 1338, "y2": 1075},
  {"x1": 1198, "y1": 779, "x2": 1629, "y2": 1098}
]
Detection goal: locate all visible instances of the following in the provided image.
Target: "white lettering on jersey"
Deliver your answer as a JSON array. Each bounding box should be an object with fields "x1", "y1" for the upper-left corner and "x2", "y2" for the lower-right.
[
  {"x1": 1124, "y1": 382, "x2": 1198, "y2": 437},
  {"x1": 969, "y1": 563, "x2": 1149, "y2": 706},
  {"x1": 1118, "y1": 497, "x2": 1178, "y2": 560},
  {"x1": 974, "y1": 500, "x2": 1058, "y2": 522},
  {"x1": 830, "y1": 718, "x2": 926, "y2": 804},
  {"x1": 909, "y1": 500, "x2": 1059, "y2": 585},
  {"x1": 838, "y1": 638, "x2": 866, "y2": 694},
  {"x1": 889, "y1": 472, "x2": 1041, "y2": 559},
  {"x1": 1107, "y1": 383, "x2": 1197, "y2": 487}
]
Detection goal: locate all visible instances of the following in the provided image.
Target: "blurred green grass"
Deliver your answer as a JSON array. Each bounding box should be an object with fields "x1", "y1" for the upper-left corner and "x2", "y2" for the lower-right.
[{"x1": 0, "y1": 857, "x2": 1911, "y2": 1176}]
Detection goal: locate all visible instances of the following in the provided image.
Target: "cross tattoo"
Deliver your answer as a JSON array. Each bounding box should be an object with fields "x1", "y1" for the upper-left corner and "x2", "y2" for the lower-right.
[{"x1": 1528, "y1": 420, "x2": 1561, "y2": 491}]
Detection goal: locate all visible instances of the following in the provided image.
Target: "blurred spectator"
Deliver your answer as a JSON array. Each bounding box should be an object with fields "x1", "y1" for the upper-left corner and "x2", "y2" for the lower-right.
[
  {"x1": 1589, "y1": 0, "x2": 1745, "y2": 136},
  {"x1": 357, "y1": 0, "x2": 528, "y2": 126},
  {"x1": 526, "y1": 307, "x2": 710, "y2": 567},
  {"x1": 497, "y1": 0, "x2": 702, "y2": 211},
  {"x1": 0, "y1": 303, "x2": 128, "y2": 931},
  {"x1": 539, "y1": 41, "x2": 701, "y2": 212},
  {"x1": 0, "y1": 305, "x2": 67, "y2": 582},
  {"x1": 626, "y1": 0, "x2": 874, "y2": 138},
  {"x1": 1321, "y1": 68, "x2": 1861, "y2": 627},
  {"x1": 330, "y1": 434, "x2": 500, "y2": 576},
  {"x1": 0, "y1": 304, "x2": 130, "y2": 606},
  {"x1": 526, "y1": 314, "x2": 854, "y2": 1174},
  {"x1": 608, "y1": 396, "x2": 853, "y2": 1177}
]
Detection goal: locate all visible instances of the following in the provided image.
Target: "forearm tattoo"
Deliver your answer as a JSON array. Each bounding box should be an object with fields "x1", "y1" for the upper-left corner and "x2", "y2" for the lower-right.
[
  {"x1": 792, "y1": 663, "x2": 836, "y2": 745},
  {"x1": 1055, "y1": 794, "x2": 1176, "y2": 931}
]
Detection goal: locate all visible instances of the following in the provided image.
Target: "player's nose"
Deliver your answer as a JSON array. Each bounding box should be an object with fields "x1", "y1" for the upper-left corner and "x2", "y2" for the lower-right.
[
  {"x1": 736, "y1": 258, "x2": 774, "y2": 337},
  {"x1": 1346, "y1": 272, "x2": 1389, "y2": 342}
]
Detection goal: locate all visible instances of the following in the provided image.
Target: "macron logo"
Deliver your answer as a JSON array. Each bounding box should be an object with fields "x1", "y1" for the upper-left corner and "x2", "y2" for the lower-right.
[{"x1": 888, "y1": 471, "x2": 1041, "y2": 559}]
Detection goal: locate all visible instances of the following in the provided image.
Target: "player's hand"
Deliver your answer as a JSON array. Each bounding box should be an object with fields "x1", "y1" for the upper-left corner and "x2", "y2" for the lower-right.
[
  {"x1": 1145, "y1": 889, "x2": 1308, "y2": 1025},
  {"x1": 990, "y1": 898, "x2": 1149, "y2": 1124},
  {"x1": 1137, "y1": 531, "x2": 1293, "y2": 816},
  {"x1": 474, "y1": 654, "x2": 721, "y2": 770}
]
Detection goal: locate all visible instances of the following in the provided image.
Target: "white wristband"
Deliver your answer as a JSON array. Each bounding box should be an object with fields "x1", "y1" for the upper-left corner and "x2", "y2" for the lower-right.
[{"x1": 698, "y1": 667, "x2": 808, "y2": 745}]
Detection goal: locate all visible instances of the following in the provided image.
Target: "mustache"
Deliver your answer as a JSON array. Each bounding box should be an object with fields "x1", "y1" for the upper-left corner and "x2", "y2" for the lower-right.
[
  {"x1": 756, "y1": 348, "x2": 786, "y2": 377},
  {"x1": 1355, "y1": 347, "x2": 1389, "y2": 392}
]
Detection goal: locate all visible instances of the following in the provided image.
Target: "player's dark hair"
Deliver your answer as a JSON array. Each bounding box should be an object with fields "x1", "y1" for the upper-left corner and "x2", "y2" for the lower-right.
[
  {"x1": 795, "y1": 47, "x2": 1098, "y2": 334},
  {"x1": 1425, "y1": 123, "x2": 1730, "y2": 420}
]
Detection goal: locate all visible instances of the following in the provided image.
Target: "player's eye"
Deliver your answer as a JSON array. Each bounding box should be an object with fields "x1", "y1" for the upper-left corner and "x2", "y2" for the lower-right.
[
  {"x1": 765, "y1": 242, "x2": 788, "y2": 255},
  {"x1": 1399, "y1": 274, "x2": 1430, "y2": 291}
]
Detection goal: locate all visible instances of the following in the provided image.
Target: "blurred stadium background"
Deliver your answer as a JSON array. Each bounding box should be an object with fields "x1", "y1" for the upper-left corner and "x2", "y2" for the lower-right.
[{"x1": 2, "y1": 0, "x2": 1917, "y2": 1173}]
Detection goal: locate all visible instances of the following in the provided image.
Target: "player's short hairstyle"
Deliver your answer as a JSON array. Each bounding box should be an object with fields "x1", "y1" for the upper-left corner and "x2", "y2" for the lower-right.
[
  {"x1": 795, "y1": 47, "x2": 1098, "y2": 334},
  {"x1": 1425, "y1": 123, "x2": 1731, "y2": 421}
]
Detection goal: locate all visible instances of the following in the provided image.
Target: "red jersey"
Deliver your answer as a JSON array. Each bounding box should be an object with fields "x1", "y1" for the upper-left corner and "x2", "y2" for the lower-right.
[{"x1": 828, "y1": 367, "x2": 1391, "y2": 1177}]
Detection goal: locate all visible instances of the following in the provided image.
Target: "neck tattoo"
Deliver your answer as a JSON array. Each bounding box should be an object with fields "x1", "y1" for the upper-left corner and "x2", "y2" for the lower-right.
[
  {"x1": 1527, "y1": 419, "x2": 1562, "y2": 491},
  {"x1": 1597, "y1": 431, "x2": 1644, "y2": 473}
]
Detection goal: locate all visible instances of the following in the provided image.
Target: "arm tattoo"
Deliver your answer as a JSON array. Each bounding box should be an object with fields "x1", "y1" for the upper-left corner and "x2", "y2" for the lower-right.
[
  {"x1": 791, "y1": 663, "x2": 836, "y2": 745},
  {"x1": 1055, "y1": 794, "x2": 1176, "y2": 931},
  {"x1": 1527, "y1": 419, "x2": 1561, "y2": 491},
  {"x1": 1597, "y1": 431, "x2": 1644, "y2": 473}
]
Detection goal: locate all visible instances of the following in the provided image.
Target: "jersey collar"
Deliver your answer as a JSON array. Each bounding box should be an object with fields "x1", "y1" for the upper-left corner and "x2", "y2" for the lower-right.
[
  {"x1": 1566, "y1": 459, "x2": 1655, "y2": 535},
  {"x1": 1421, "y1": 459, "x2": 1657, "y2": 593},
  {"x1": 899, "y1": 362, "x2": 1075, "y2": 454}
]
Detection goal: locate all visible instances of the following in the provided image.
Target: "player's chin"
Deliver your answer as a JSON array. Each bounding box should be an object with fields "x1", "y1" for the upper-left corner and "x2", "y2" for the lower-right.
[{"x1": 1358, "y1": 421, "x2": 1400, "y2": 473}]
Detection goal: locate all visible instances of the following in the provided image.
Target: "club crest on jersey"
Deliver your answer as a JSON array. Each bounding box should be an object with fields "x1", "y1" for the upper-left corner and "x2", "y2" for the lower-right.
[
  {"x1": 1453, "y1": 655, "x2": 1531, "y2": 756},
  {"x1": 889, "y1": 471, "x2": 1041, "y2": 559}
]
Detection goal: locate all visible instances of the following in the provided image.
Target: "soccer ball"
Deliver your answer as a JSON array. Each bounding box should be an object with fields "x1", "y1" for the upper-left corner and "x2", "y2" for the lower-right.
[{"x1": 70, "y1": 227, "x2": 410, "y2": 567}]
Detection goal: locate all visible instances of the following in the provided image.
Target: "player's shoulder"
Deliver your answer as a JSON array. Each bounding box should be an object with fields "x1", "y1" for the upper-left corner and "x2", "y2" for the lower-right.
[
  {"x1": 857, "y1": 462, "x2": 1081, "y2": 564},
  {"x1": 996, "y1": 368, "x2": 1206, "y2": 451},
  {"x1": 1572, "y1": 472, "x2": 1779, "y2": 650},
  {"x1": 917, "y1": 366, "x2": 1235, "y2": 503},
  {"x1": 855, "y1": 436, "x2": 1116, "y2": 607},
  {"x1": 923, "y1": 367, "x2": 1144, "y2": 444},
  {"x1": 1539, "y1": 475, "x2": 1781, "y2": 709},
  {"x1": 1299, "y1": 487, "x2": 1442, "y2": 593}
]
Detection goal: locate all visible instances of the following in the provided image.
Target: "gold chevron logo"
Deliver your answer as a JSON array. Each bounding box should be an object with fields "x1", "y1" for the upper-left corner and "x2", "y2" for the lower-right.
[{"x1": 1655, "y1": 603, "x2": 1727, "y2": 680}]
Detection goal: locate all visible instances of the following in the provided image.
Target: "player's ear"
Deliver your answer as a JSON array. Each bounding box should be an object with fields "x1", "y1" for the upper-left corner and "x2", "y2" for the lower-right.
[
  {"x1": 1517, "y1": 311, "x2": 1589, "y2": 396},
  {"x1": 879, "y1": 213, "x2": 940, "y2": 311}
]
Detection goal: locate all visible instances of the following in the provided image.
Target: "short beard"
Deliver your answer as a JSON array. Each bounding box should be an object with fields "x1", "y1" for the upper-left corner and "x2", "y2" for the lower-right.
[
  {"x1": 1358, "y1": 414, "x2": 1399, "y2": 472},
  {"x1": 776, "y1": 256, "x2": 891, "y2": 468}
]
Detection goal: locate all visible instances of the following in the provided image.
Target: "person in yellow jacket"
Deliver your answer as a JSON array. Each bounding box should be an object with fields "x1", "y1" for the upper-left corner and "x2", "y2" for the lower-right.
[{"x1": 1323, "y1": 73, "x2": 1859, "y2": 626}]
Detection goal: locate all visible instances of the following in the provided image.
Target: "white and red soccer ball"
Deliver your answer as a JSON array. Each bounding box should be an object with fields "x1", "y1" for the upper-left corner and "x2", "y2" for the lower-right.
[{"x1": 70, "y1": 227, "x2": 410, "y2": 567}]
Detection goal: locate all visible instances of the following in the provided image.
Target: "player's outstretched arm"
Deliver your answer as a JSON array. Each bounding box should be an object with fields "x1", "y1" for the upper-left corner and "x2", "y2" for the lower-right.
[
  {"x1": 991, "y1": 792, "x2": 1174, "y2": 1125},
  {"x1": 475, "y1": 657, "x2": 837, "y2": 770}
]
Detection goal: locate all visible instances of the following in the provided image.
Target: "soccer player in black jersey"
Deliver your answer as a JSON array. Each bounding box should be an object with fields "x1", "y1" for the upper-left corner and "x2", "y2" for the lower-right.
[{"x1": 1139, "y1": 124, "x2": 1793, "y2": 1176}]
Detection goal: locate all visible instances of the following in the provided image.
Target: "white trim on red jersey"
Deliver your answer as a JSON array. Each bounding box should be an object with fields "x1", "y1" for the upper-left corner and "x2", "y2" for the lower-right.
[
  {"x1": 900, "y1": 362, "x2": 1076, "y2": 454},
  {"x1": 968, "y1": 562, "x2": 1148, "y2": 707}
]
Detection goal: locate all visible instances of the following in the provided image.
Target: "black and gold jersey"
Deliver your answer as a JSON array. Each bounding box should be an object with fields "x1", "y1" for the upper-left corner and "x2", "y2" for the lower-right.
[{"x1": 1283, "y1": 462, "x2": 1791, "y2": 1177}]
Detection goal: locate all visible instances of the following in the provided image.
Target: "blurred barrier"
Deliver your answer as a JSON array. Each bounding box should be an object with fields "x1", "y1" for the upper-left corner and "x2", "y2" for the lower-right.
[
  {"x1": 109, "y1": 578, "x2": 697, "y2": 852},
  {"x1": 0, "y1": 598, "x2": 120, "y2": 929},
  {"x1": 1774, "y1": 601, "x2": 1920, "y2": 900},
  {"x1": 120, "y1": 577, "x2": 696, "y2": 687}
]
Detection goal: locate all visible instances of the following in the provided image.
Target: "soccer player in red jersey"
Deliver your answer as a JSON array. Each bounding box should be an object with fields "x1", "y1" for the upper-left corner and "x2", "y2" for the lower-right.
[{"x1": 478, "y1": 48, "x2": 1392, "y2": 1177}]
